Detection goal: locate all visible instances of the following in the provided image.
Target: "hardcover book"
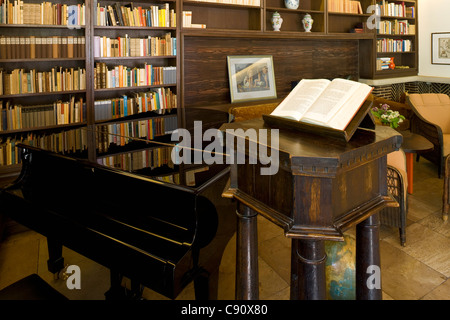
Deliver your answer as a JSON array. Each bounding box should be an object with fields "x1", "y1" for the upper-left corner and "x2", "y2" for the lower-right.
[{"x1": 268, "y1": 78, "x2": 373, "y2": 131}]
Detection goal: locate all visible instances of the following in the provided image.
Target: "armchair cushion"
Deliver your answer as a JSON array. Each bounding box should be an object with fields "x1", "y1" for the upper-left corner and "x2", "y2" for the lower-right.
[
  {"x1": 408, "y1": 93, "x2": 450, "y2": 132},
  {"x1": 407, "y1": 93, "x2": 450, "y2": 177}
]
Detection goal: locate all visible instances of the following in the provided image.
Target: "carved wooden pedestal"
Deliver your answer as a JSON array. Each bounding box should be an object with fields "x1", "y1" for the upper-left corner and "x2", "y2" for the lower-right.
[{"x1": 221, "y1": 119, "x2": 402, "y2": 300}]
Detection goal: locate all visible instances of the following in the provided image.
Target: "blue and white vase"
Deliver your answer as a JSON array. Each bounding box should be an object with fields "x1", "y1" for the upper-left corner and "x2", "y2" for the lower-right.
[{"x1": 284, "y1": 0, "x2": 299, "y2": 10}]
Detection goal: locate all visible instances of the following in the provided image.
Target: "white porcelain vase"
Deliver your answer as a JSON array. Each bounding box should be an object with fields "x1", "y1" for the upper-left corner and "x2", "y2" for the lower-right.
[
  {"x1": 302, "y1": 13, "x2": 313, "y2": 32},
  {"x1": 272, "y1": 12, "x2": 283, "y2": 31},
  {"x1": 284, "y1": 0, "x2": 299, "y2": 10}
]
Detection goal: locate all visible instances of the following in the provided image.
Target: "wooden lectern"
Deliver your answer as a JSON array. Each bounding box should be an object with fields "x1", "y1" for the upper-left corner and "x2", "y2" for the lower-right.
[{"x1": 220, "y1": 119, "x2": 402, "y2": 300}]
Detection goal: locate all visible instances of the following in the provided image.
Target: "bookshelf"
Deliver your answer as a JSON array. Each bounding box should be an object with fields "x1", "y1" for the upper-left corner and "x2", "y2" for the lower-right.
[
  {"x1": 90, "y1": 0, "x2": 178, "y2": 170},
  {"x1": 0, "y1": 0, "x2": 419, "y2": 176},
  {"x1": 0, "y1": 0, "x2": 88, "y2": 168},
  {"x1": 359, "y1": 0, "x2": 418, "y2": 79},
  {"x1": 327, "y1": 0, "x2": 373, "y2": 34},
  {"x1": 264, "y1": 0, "x2": 325, "y2": 33}
]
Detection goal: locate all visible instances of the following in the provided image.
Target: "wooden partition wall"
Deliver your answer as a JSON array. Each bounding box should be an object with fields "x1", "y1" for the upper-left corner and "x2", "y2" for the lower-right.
[{"x1": 182, "y1": 36, "x2": 360, "y2": 110}]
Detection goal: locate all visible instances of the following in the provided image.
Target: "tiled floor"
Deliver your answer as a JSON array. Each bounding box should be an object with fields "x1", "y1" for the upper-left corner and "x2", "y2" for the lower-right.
[{"x1": 0, "y1": 157, "x2": 449, "y2": 300}]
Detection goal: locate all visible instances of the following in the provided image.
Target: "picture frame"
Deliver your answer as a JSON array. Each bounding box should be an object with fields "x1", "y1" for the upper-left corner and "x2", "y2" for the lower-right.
[
  {"x1": 432, "y1": 32, "x2": 450, "y2": 65},
  {"x1": 227, "y1": 55, "x2": 277, "y2": 103}
]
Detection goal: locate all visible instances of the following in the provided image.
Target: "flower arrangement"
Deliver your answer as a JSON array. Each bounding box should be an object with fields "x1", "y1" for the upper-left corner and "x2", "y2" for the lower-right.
[{"x1": 371, "y1": 103, "x2": 405, "y2": 129}]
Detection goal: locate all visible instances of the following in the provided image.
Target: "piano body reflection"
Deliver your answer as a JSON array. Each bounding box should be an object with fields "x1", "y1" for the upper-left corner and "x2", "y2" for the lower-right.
[{"x1": 0, "y1": 121, "x2": 236, "y2": 300}]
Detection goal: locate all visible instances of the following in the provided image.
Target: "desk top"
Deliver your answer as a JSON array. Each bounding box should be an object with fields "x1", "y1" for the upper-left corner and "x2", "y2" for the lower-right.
[{"x1": 220, "y1": 119, "x2": 403, "y2": 176}]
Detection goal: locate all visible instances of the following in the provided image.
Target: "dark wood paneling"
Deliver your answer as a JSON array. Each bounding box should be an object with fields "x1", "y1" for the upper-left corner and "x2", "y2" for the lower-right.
[{"x1": 183, "y1": 36, "x2": 359, "y2": 108}]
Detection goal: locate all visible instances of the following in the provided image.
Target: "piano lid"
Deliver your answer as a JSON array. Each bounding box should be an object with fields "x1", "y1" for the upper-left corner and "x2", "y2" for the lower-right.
[{"x1": 16, "y1": 107, "x2": 231, "y2": 189}]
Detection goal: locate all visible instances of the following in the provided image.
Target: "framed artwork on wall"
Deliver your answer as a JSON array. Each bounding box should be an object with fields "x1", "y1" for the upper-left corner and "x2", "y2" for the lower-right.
[
  {"x1": 432, "y1": 32, "x2": 450, "y2": 65},
  {"x1": 227, "y1": 55, "x2": 277, "y2": 103}
]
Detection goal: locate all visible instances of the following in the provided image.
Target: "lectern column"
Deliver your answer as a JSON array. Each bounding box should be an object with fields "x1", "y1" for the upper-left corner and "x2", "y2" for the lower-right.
[
  {"x1": 235, "y1": 202, "x2": 259, "y2": 300},
  {"x1": 356, "y1": 213, "x2": 382, "y2": 300},
  {"x1": 291, "y1": 239, "x2": 327, "y2": 300}
]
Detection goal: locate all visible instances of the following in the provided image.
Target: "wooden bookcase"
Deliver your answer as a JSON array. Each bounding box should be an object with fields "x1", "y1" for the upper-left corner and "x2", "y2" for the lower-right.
[
  {"x1": 359, "y1": 0, "x2": 418, "y2": 79},
  {"x1": 0, "y1": 0, "x2": 419, "y2": 176},
  {"x1": 264, "y1": 0, "x2": 325, "y2": 33},
  {"x1": 90, "y1": 0, "x2": 179, "y2": 167},
  {"x1": 0, "y1": 0, "x2": 89, "y2": 172}
]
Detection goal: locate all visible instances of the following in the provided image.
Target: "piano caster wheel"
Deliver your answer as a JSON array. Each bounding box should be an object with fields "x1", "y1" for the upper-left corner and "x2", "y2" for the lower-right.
[{"x1": 55, "y1": 264, "x2": 70, "y2": 281}]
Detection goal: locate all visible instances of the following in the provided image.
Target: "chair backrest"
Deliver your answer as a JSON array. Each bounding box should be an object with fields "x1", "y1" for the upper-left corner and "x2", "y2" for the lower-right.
[
  {"x1": 408, "y1": 93, "x2": 450, "y2": 133},
  {"x1": 387, "y1": 149, "x2": 407, "y2": 173},
  {"x1": 387, "y1": 149, "x2": 408, "y2": 201}
]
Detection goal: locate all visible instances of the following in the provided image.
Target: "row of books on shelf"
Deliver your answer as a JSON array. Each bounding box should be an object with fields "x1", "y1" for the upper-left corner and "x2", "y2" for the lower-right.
[
  {"x1": 94, "y1": 63, "x2": 176, "y2": 90},
  {"x1": 377, "y1": 20, "x2": 415, "y2": 35},
  {"x1": 96, "y1": 115, "x2": 177, "y2": 152},
  {"x1": 94, "y1": 88, "x2": 176, "y2": 121},
  {"x1": 182, "y1": 11, "x2": 206, "y2": 29},
  {"x1": 377, "y1": 38, "x2": 412, "y2": 53},
  {"x1": 0, "y1": 67, "x2": 86, "y2": 96},
  {"x1": 97, "y1": 146, "x2": 175, "y2": 172},
  {"x1": 375, "y1": 1, "x2": 415, "y2": 18},
  {"x1": 0, "y1": 96, "x2": 85, "y2": 131},
  {"x1": 0, "y1": 128, "x2": 87, "y2": 165},
  {"x1": 0, "y1": 0, "x2": 85, "y2": 26},
  {"x1": 96, "y1": 2, "x2": 175, "y2": 28},
  {"x1": 0, "y1": 36, "x2": 85, "y2": 60},
  {"x1": 327, "y1": 0, "x2": 363, "y2": 14},
  {"x1": 93, "y1": 34, "x2": 176, "y2": 58},
  {"x1": 188, "y1": 0, "x2": 260, "y2": 6}
]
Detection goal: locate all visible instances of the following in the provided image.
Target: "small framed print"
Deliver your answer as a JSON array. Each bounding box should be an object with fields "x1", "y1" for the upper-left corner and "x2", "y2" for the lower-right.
[
  {"x1": 432, "y1": 32, "x2": 450, "y2": 65},
  {"x1": 227, "y1": 55, "x2": 277, "y2": 103}
]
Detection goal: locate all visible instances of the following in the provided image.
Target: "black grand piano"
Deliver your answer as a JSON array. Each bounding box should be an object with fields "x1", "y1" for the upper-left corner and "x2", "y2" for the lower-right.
[{"x1": 0, "y1": 112, "x2": 236, "y2": 300}]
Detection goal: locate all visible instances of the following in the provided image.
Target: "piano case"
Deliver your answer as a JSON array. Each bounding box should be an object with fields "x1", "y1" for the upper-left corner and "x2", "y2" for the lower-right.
[{"x1": 0, "y1": 145, "x2": 235, "y2": 300}]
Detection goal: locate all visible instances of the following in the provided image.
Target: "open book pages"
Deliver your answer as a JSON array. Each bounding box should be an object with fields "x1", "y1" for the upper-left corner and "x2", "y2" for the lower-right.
[{"x1": 270, "y1": 78, "x2": 373, "y2": 130}]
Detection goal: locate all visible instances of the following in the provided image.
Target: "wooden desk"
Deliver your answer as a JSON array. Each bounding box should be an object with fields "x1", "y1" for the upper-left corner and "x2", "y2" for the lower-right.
[
  {"x1": 220, "y1": 120, "x2": 402, "y2": 300},
  {"x1": 398, "y1": 130, "x2": 434, "y2": 194}
]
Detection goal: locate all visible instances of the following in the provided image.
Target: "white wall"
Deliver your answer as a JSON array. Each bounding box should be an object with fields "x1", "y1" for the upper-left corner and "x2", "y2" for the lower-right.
[{"x1": 418, "y1": 0, "x2": 450, "y2": 77}]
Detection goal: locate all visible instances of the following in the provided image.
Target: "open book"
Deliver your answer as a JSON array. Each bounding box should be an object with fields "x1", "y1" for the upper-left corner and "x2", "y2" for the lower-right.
[{"x1": 270, "y1": 78, "x2": 373, "y2": 130}]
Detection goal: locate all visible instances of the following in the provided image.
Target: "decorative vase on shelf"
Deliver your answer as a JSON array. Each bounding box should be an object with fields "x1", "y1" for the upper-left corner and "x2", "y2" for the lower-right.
[
  {"x1": 302, "y1": 13, "x2": 313, "y2": 32},
  {"x1": 272, "y1": 12, "x2": 283, "y2": 32},
  {"x1": 284, "y1": 0, "x2": 299, "y2": 10}
]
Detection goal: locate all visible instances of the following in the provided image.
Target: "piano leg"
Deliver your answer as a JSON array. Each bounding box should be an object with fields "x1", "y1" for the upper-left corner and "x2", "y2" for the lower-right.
[
  {"x1": 104, "y1": 271, "x2": 144, "y2": 300},
  {"x1": 104, "y1": 270, "x2": 124, "y2": 300},
  {"x1": 47, "y1": 239, "x2": 64, "y2": 279},
  {"x1": 194, "y1": 267, "x2": 219, "y2": 300},
  {"x1": 235, "y1": 202, "x2": 259, "y2": 300},
  {"x1": 290, "y1": 239, "x2": 327, "y2": 300}
]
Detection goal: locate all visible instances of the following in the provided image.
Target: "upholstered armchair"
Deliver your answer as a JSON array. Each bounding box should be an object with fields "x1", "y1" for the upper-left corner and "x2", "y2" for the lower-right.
[
  {"x1": 407, "y1": 93, "x2": 450, "y2": 178},
  {"x1": 442, "y1": 155, "x2": 450, "y2": 222}
]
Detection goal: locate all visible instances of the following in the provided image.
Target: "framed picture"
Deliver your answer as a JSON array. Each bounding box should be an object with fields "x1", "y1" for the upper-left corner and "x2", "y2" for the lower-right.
[
  {"x1": 432, "y1": 32, "x2": 450, "y2": 65},
  {"x1": 227, "y1": 55, "x2": 277, "y2": 103}
]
